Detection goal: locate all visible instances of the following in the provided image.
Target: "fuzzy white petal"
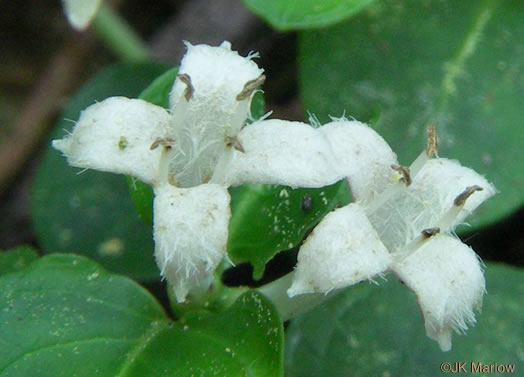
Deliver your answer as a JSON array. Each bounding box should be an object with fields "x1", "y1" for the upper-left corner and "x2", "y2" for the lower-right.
[
  {"x1": 288, "y1": 204, "x2": 391, "y2": 296},
  {"x1": 215, "y1": 119, "x2": 343, "y2": 188},
  {"x1": 62, "y1": 0, "x2": 103, "y2": 30},
  {"x1": 393, "y1": 234, "x2": 485, "y2": 351},
  {"x1": 411, "y1": 158, "x2": 496, "y2": 227},
  {"x1": 367, "y1": 158, "x2": 496, "y2": 252},
  {"x1": 168, "y1": 42, "x2": 264, "y2": 187},
  {"x1": 318, "y1": 120, "x2": 398, "y2": 203},
  {"x1": 52, "y1": 97, "x2": 171, "y2": 184},
  {"x1": 153, "y1": 183, "x2": 231, "y2": 303}
]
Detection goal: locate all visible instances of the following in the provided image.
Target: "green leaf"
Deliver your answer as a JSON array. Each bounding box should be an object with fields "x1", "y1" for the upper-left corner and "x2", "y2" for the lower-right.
[
  {"x1": 0, "y1": 246, "x2": 38, "y2": 276},
  {"x1": 31, "y1": 63, "x2": 170, "y2": 282},
  {"x1": 242, "y1": 0, "x2": 375, "y2": 31},
  {"x1": 126, "y1": 177, "x2": 155, "y2": 226},
  {"x1": 228, "y1": 180, "x2": 351, "y2": 279},
  {"x1": 131, "y1": 291, "x2": 284, "y2": 377},
  {"x1": 0, "y1": 254, "x2": 167, "y2": 377},
  {"x1": 139, "y1": 67, "x2": 178, "y2": 108},
  {"x1": 0, "y1": 254, "x2": 284, "y2": 376},
  {"x1": 299, "y1": 0, "x2": 524, "y2": 229},
  {"x1": 285, "y1": 263, "x2": 524, "y2": 376}
]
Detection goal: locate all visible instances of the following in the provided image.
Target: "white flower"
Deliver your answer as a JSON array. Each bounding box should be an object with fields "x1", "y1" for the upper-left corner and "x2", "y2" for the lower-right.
[
  {"x1": 62, "y1": 0, "x2": 103, "y2": 30},
  {"x1": 53, "y1": 42, "x2": 344, "y2": 302},
  {"x1": 288, "y1": 123, "x2": 496, "y2": 351}
]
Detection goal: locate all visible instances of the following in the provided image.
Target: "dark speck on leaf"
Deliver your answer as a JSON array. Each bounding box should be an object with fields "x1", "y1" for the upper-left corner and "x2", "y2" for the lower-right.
[{"x1": 301, "y1": 194, "x2": 313, "y2": 212}]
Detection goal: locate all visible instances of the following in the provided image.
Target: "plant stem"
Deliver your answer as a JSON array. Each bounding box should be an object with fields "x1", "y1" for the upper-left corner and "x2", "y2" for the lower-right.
[
  {"x1": 168, "y1": 261, "x2": 247, "y2": 318},
  {"x1": 258, "y1": 272, "x2": 334, "y2": 321},
  {"x1": 92, "y1": 3, "x2": 150, "y2": 62}
]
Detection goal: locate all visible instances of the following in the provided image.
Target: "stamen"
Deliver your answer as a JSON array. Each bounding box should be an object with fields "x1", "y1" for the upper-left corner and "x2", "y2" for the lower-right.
[
  {"x1": 395, "y1": 228, "x2": 440, "y2": 263},
  {"x1": 152, "y1": 139, "x2": 177, "y2": 186},
  {"x1": 155, "y1": 145, "x2": 173, "y2": 186},
  {"x1": 168, "y1": 173, "x2": 178, "y2": 186},
  {"x1": 150, "y1": 137, "x2": 176, "y2": 150},
  {"x1": 395, "y1": 235, "x2": 424, "y2": 262},
  {"x1": 409, "y1": 125, "x2": 440, "y2": 177},
  {"x1": 365, "y1": 165, "x2": 411, "y2": 214},
  {"x1": 438, "y1": 185, "x2": 484, "y2": 230},
  {"x1": 426, "y1": 125, "x2": 439, "y2": 158},
  {"x1": 421, "y1": 227, "x2": 440, "y2": 239},
  {"x1": 225, "y1": 136, "x2": 245, "y2": 153},
  {"x1": 454, "y1": 185, "x2": 483, "y2": 206},
  {"x1": 391, "y1": 165, "x2": 412, "y2": 186},
  {"x1": 150, "y1": 138, "x2": 162, "y2": 150},
  {"x1": 177, "y1": 73, "x2": 194, "y2": 101},
  {"x1": 236, "y1": 75, "x2": 266, "y2": 101}
]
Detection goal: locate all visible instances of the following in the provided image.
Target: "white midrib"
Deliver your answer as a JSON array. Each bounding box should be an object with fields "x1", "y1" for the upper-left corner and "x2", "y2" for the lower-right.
[
  {"x1": 435, "y1": 0, "x2": 497, "y2": 114},
  {"x1": 114, "y1": 319, "x2": 169, "y2": 377}
]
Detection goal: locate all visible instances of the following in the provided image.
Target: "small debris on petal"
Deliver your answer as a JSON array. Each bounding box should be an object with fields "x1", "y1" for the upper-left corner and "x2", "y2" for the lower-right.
[{"x1": 118, "y1": 136, "x2": 128, "y2": 150}]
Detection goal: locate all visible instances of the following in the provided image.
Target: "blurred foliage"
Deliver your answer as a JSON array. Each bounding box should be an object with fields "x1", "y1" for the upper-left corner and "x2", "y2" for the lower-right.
[{"x1": 242, "y1": 0, "x2": 375, "y2": 30}]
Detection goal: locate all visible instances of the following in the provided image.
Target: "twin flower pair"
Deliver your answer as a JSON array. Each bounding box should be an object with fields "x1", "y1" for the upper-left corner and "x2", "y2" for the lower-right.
[{"x1": 53, "y1": 42, "x2": 495, "y2": 352}]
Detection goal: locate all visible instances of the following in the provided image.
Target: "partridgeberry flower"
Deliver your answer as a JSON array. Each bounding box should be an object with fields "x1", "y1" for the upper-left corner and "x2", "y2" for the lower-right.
[
  {"x1": 53, "y1": 42, "x2": 345, "y2": 302},
  {"x1": 288, "y1": 124, "x2": 496, "y2": 351}
]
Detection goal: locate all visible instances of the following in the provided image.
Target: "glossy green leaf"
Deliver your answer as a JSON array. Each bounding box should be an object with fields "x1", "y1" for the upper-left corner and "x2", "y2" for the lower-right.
[
  {"x1": 250, "y1": 91, "x2": 265, "y2": 120},
  {"x1": 285, "y1": 263, "x2": 524, "y2": 376},
  {"x1": 31, "y1": 63, "x2": 170, "y2": 282},
  {"x1": 0, "y1": 246, "x2": 38, "y2": 276},
  {"x1": 0, "y1": 254, "x2": 167, "y2": 377},
  {"x1": 299, "y1": 0, "x2": 524, "y2": 229},
  {"x1": 228, "y1": 180, "x2": 351, "y2": 279},
  {"x1": 139, "y1": 67, "x2": 178, "y2": 108},
  {"x1": 242, "y1": 0, "x2": 375, "y2": 31},
  {"x1": 132, "y1": 291, "x2": 284, "y2": 377},
  {"x1": 126, "y1": 177, "x2": 155, "y2": 226},
  {"x1": 0, "y1": 254, "x2": 284, "y2": 377}
]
